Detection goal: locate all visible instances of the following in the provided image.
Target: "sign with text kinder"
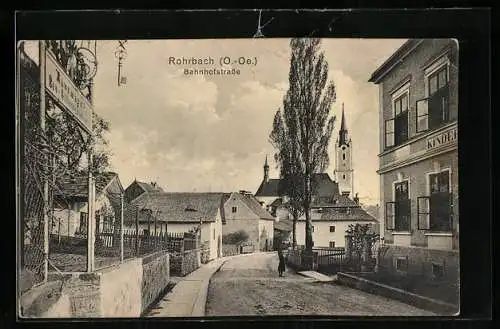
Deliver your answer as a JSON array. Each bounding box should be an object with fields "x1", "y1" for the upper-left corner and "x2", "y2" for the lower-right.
[
  {"x1": 45, "y1": 50, "x2": 93, "y2": 133},
  {"x1": 427, "y1": 126, "x2": 457, "y2": 150}
]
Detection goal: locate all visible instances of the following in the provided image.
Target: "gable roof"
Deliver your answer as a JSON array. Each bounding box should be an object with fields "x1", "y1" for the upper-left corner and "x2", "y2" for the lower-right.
[
  {"x1": 255, "y1": 173, "x2": 339, "y2": 198},
  {"x1": 311, "y1": 193, "x2": 358, "y2": 208},
  {"x1": 135, "y1": 181, "x2": 164, "y2": 193},
  {"x1": 318, "y1": 206, "x2": 377, "y2": 222},
  {"x1": 232, "y1": 192, "x2": 275, "y2": 220},
  {"x1": 125, "y1": 192, "x2": 225, "y2": 223},
  {"x1": 55, "y1": 171, "x2": 122, "y2": 199}
]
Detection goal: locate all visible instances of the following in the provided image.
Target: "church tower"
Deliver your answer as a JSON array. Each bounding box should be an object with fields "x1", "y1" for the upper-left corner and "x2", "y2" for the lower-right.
[{"x1": 334, "y1": 104, "x2": 354, "y2": 197}]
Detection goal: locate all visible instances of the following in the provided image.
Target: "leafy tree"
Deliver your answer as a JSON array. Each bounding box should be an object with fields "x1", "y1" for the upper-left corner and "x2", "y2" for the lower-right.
[
  {"x1": 345, "y1": 224, "x2": 379, "y2": 271},
  {"x1": 269, "y1": 38, "x2": 336, "y2": 269},
  {"x1": 44, "y1": 98, "x2": 112, "y2": 178}
]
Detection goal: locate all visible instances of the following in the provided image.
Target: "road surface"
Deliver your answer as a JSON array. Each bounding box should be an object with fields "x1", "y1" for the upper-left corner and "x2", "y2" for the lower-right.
[{"x1": 205, "y1": 252, "x2": 436, "y2": 316}]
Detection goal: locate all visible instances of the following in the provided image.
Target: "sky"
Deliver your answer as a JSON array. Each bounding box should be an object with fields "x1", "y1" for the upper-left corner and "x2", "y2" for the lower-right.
[{"x1": 23, "y1": 38, "x2": 406, "y2": 205}]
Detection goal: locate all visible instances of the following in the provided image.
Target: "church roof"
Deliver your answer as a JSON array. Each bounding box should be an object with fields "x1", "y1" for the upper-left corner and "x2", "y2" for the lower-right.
[
  {"x1": 255, "y1": 178, "x2": 281, "y2": 197},
  {"x1": 255, "y1": 173, "x2": 339, "y2": 198},
  {"x1": 340, "y1": 105, "x2": 347, "y2": 132}
]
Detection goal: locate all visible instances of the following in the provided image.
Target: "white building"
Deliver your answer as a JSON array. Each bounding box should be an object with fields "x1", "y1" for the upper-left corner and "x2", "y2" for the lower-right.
[
  {"x1": 124, "y1": 192, "x2": 224, "y2": 261},
  {"x1": 52, "y1": 172, "x2": 124, "y2": 237}
]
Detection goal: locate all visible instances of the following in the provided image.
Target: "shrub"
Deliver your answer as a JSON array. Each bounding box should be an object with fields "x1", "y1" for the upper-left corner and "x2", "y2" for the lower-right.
[{"x1": 222, "y1": 230, "x2": 249, "y2": 245}]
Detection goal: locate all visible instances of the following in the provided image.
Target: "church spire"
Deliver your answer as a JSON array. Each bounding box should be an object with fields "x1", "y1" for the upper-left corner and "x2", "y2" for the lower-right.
[
  {"x1": 263, "y1": 155, "x2": 269, "y2": 182},
  {"x1": 338, "y1": 103, "x2": 349, "y2": 146}
]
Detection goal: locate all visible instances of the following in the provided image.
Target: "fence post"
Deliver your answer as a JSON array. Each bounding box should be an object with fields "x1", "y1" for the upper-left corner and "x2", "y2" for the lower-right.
[
  {"x1": 120, "y1": 193, "x2": 124, "y2": 262},
  {"x1": 38, "y1": 41, "x2": 50, "y2": 283},
  {"x1": 135, "y1": 206, "x2": 139, "y2": 255}
]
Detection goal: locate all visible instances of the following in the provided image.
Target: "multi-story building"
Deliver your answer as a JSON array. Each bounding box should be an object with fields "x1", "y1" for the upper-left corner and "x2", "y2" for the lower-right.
[{"x1": 369, "y1": 39, "x2": 459, "y2": 306}]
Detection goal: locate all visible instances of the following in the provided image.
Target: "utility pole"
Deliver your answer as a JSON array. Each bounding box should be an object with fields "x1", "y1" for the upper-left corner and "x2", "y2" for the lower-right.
[
  {"x1": 86, "y1": 79, "x2": 96, "y2": 273},
  {"x1": 39, "y1": 41, "x2": 49, "y2": 283}
]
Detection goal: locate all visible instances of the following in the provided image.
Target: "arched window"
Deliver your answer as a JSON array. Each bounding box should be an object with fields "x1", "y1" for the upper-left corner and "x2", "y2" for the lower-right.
[
  {"x1": 343, "y1": 174, "x2": 346, "y2": 179},
  {"x1": 342, "y1": 153, "x2": 346, "y2": 160}
]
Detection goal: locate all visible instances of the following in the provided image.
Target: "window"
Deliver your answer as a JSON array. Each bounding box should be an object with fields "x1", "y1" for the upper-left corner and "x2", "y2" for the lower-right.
[
  {"x1": 213, "y1": 228, "x2": 216, "y2": 239},
  {"x1": 329, "y1": 225, "x2": 335, "y2": 232},
  {"x1": 416, "y1": 65, "x2": 450, "y2": 132},
  {"x1": 431, "y1": 263, "x2": 444, "y2": 279},
  {"x1": 342, "y1": 153, "x2": 346, "y2": 160},
  {"x1": 418, "y1": 170, "x2": 452, "y2": 231},
  {"x1": 386, "y1": 180, "x2": 410, "y2": 231},
  {"x1": 385, "y1": 92, "x2": 409, "y2": 149},
  {"x1": 395, "y1": 257, "x2": 409, "y2": 272},
  {"x1": 143, "y1": 229, "x2": 149, "y2": 236},
  {"x1": 329, "y1": 241, "x2": 336, "y2": 248},
  {"x1": 78, "y1": 212, "x2": 88, "y2": 234},
  {"x1": 312, "y1": 226, "x2": 314, "y2": 233},
  {"x1": 231, "y1": 206, "x2": 237, "y2": 213},
  {"x1": 343, "y1": 174, "x2": 346, "y2": 180}
]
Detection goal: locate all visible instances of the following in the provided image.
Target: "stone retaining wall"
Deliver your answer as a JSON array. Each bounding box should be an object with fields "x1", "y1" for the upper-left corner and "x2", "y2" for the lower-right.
[
  {"x1": 23, "y1": 250, "x2": 171, "y2": 318},
  {"x1": 337, "y1": 272, "x2": 458, "y2": 315},
  {"x1": 141, "y1": 251, "x2": 170, "y2": 313},
  {"x1": 170, "y1": 249, "x2": 200, "y2": 276}
]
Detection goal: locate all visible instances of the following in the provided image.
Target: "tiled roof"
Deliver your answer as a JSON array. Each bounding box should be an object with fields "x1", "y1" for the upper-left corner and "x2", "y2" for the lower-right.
[
  {"x1": 311, "y1": 194, "x2": 358, "y2": 208},
  {"x1": 125, "y1": 192, "x2": 225, "y2": 223},
  {"x1": 317, "y1": 207, "x2": 377, "y2": 222},
  {"x1": 234, "y1": 193, "x2": 275, "y2": 220},
  {"x1": 255, "y1": 173, "x2": 339, "y2": 197},
  {"x1": 55, "y1": 171, "x2": 118, "y2": 199},
  {"x1": 136, "y1": 181, "x2": 164, "y2": 193}
]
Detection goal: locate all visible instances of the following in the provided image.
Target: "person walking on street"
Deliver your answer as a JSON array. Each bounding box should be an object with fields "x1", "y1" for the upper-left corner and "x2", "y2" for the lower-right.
[{"x1": 278, "y1": 249, "x2": 286, "y2": 277}]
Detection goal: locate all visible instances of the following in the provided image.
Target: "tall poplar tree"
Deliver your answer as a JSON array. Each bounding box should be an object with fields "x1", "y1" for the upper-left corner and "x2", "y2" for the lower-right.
[{"x1": 270, "y1": 38, "x2": 336, "y2": 269}]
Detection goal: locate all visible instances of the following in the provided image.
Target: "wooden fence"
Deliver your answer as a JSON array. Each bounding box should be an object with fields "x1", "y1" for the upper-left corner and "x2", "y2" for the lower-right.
[{"x1": 119, "y1": 230, "x2": 198, "y2": 258}]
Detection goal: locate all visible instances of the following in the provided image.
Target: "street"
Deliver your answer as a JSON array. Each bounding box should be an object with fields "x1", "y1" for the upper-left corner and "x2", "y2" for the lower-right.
[{"x1": 205, "y1": 252, "x2": 436, "y2": 316}]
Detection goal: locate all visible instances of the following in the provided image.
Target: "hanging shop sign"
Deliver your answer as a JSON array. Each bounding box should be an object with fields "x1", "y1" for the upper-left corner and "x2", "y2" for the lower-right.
[{"x1": 45, "y1": 50, "x2": 93, "y2": 133}]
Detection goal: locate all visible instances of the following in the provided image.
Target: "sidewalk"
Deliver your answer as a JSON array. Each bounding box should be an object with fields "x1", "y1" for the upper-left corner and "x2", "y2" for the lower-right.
[
  {"x1": 146, "y1": 253, "x2": 258, "y2": 317},
  {"x1": 297, "y1": 270, "x2": 337, "y2": 282}
]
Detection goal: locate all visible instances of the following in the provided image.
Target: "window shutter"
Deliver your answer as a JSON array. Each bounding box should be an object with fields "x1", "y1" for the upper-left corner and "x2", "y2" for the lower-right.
[
  {"x1": 385, "y1": 119, "x2": 395, "y2": 148},
  {"x1": 417, "y1": 196, "x2": 430, "y2": 230},
  {"x1": 385, "y1": 202, "x2": 396, "y2": 230},
  {"x1": 416, "y1": 98, "x2": 429, "y2": 132}
]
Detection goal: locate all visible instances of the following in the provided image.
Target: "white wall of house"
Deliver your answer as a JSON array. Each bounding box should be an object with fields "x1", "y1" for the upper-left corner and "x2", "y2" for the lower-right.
[
  {"x1": 52, "y1": 194, "x2": 115, "y2": 237},
  {"x1": 258, "y1": 219, "x2": 274, "y2": 250},
  {"x1": 295, "y1": 220, "x2": 376, "y2": 248},
  {"x1": 200, "y1": 211, "x2": 222, "y2": 260}
]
